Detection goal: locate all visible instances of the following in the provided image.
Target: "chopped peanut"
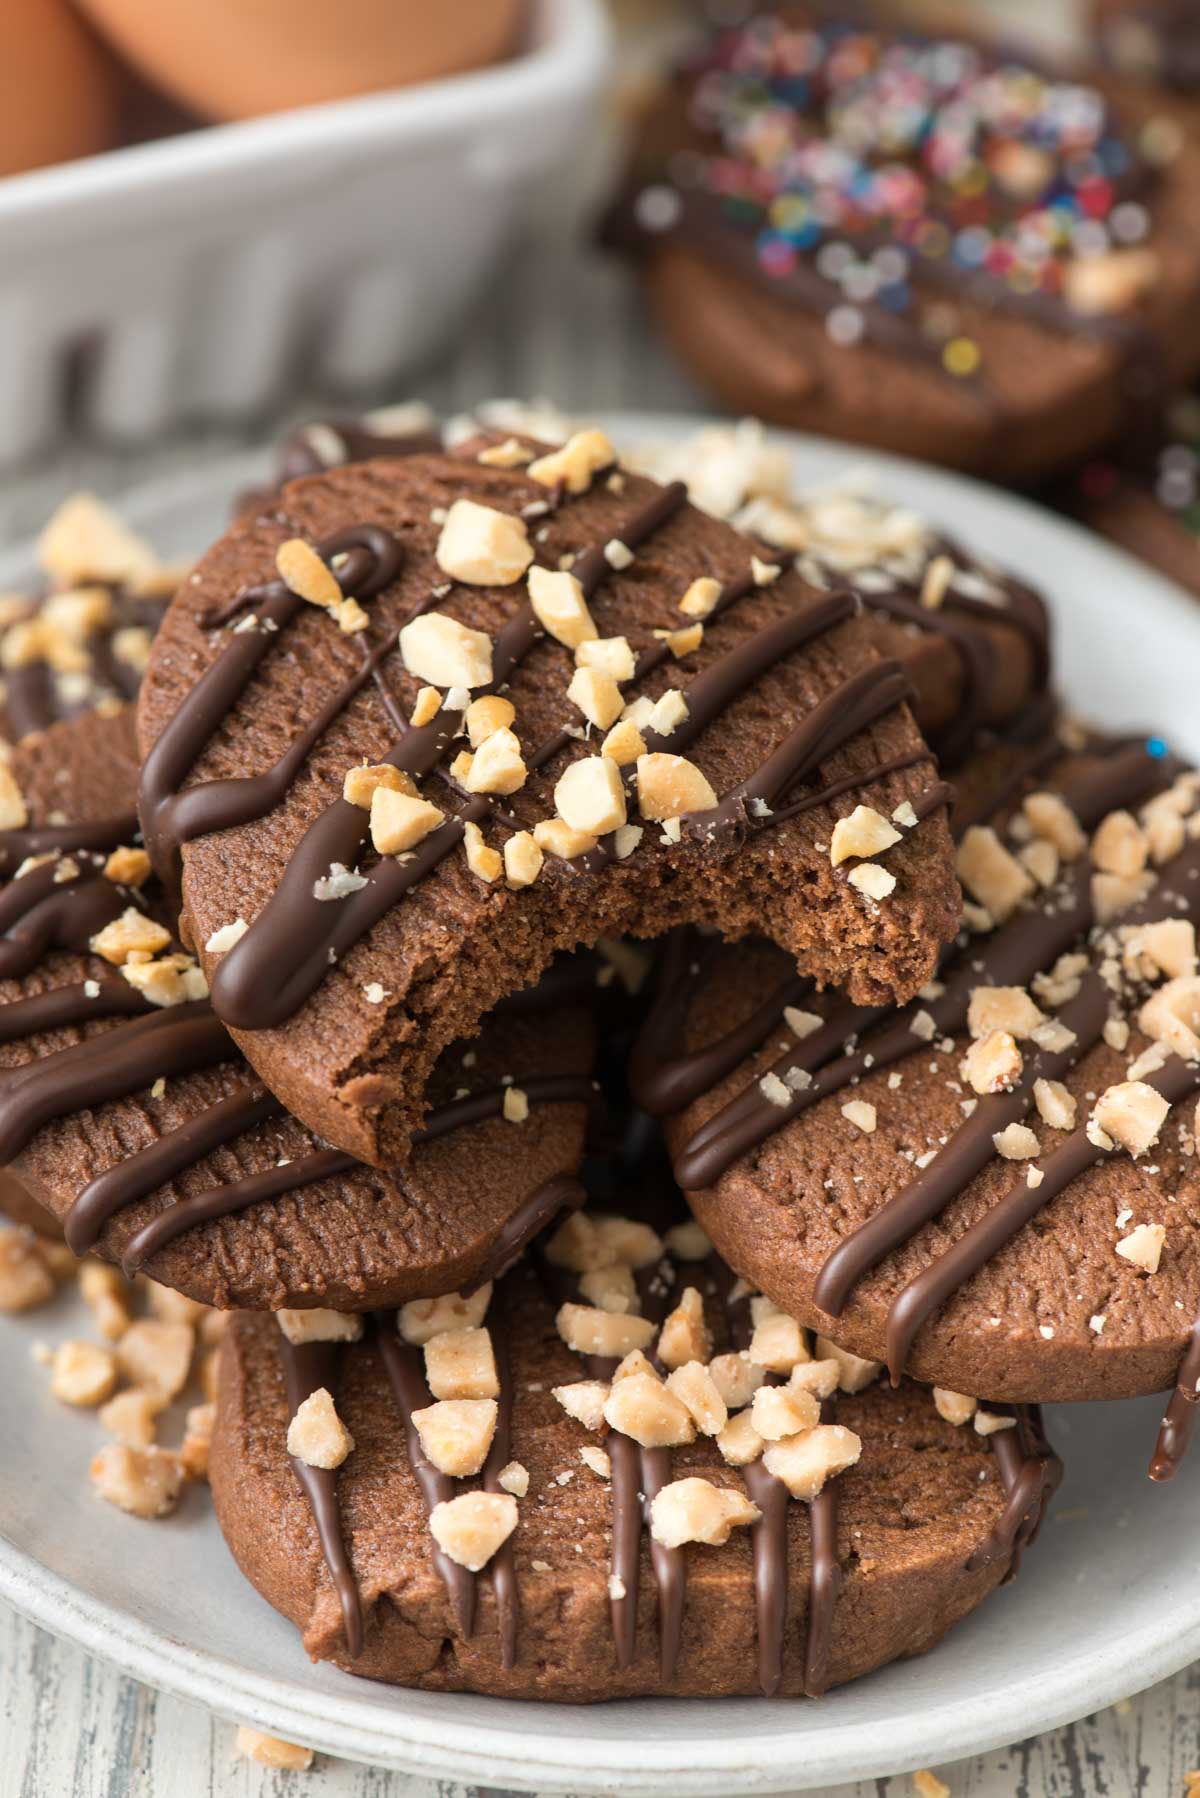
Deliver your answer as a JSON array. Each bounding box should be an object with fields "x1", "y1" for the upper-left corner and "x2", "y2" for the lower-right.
[
  {"x1": 435, "y1": 500, "x2": 532, "y2": 587},
  {"x1": 235, "y1": 1728, "x2": 314, "y2": 1773},
  {"x1": 648, "y1": 1476, "x2": 760, "y2": 1548},
  {"x1": 716, "y1": 1410, "x2": 766, "y2": 1467},
  {"x1": 38, "y1": 494, "x2": 158, "y2": 588},
  {"x1": 933, "y1": 1388, "x2": 977, "y2": 1426},
  {"x1": 533, "y1": 817, "x2": 598, "y2": 861},
  {"x1": 90, "y1": 1443, "x2": 184, "y2": 1518},
  {"x1": 603, "y1": 1372, "x2": 695, "y2": 1448},
  {"x1": 750, "y1": 1303, "x2": 809, "y2": 1375},
  {"x1": 789, "y1": 1358, "x2": 841, "y2": 1400},
  {"x1": 557, "y1": 1303, "x2": 655, "y2": 1359},
  {"x1": 967, "y1": 985, "x2": 1045, "y2": 1040},
  {"x1": 576, "y1": 636, "x2": 635, "y2": 682},
  {"x1": 579, "y1": 1263, "x2": 638, "y2": 1313},
  {"x1": 0, "y1": 764, "x2": 27, "y2": 831},
  {"x1": 397, "y1": 1285, "x2": 491, "y2": 1346},
  {"x1": 276, "y1": 1308, "x2": 363, "y2": 1346},
  {"x1": 1093, "y1": 869, "x2": 1155, "y2": 926},
  {"x1": 461, "y1": 727, "x2": 527, "y2": 796},
  {"x1": 1092, "y1": 1081, "x2": 1170, "y2": 1157},
  {"x1": 665, "y1": 1362, "x2": 728, "y2": 1436},
  {"x1": 276, "y1": 538, "x2": 341, "y2": 608},
  {"x1": 957, "y1": 827, "x2": 1034, "y2": 923},
  {"x1": 527, "y1": 430, "x2": 615, "y2": 494},
  {"x1": 116, "y1": 1320, "x2": 194, "y2": 1405},
  {"x1": 497, "y1": 1460, "x2": 528, "y2": 1496},
  {"x1": 555, "y1": 755, "x2": 627, "y2": 836},
  {"x1": 1034, "y1": 1078, "x2": 1077, "y2": 1131},
  {"x1": 79, "y1": 1262, "x2": 132, "y2": 1339},
  {"x1": 400, "y1": 610, "x2": 494, "y2": 688},
  {"x1": 410, "y1": 686, "x2": 442, "y2": 727},
  {"x1": 750, "y1": 1384, "x2": 820, "y2": 1440},
  {"x1": 287, "y1": 1387, "x2": 354, "y2": 1470},
  {"x1": 1140, "y1": 976, "x2": 1200, "y2": 1061},
  {"x1": 568, "y1": 666, "x2": 624, "y2": 731},
  {"x1": 103, "y1": 846, "x2": 152, "y2": 887},
  {"x1": 1116, "y1": 1222, "x2": 1165, "y2": 1274},
  {"x1": 814, "y1": 1336, "x2": 881, "y2": 1394},
  {"x1": 412, "y1": 1398, "x2": 498, "y2": 1477},
  {"x1": 552, "y1": 1380, "x2": 611, "y2": 1430},
  {"x1": 527, "y1": 565, "x2": 596, "y2": 648},
  {"x1": 463, "y1": 820, "x2": 503, "y2": 883},
  {"x1": 343, "y1": 763, "x2": 416, "y2": 808},
  {"x1": 99, "y1": 1389, "x2": 160, "y2": 1447},
  {"x1": 656, "y1": 1286, "x2": 712, "y2": 1369},
  {"x1": 50, "y1": 1340, "x2": 118, "y2": 1407},
  {"x1": 89, "y1": 909, "x2": 172, "y2": 965},
  {"x1": 601, "y1": 719, "x2": 647, "y2": 766},
  {"x1": 993, "y1": 1122, "x2": 1040, "y2": 1161},
  {"x1": 962, "y1": 1030, "x2": 1023, "y2": 1095},
  {"x1": 1092, "y1": 809, "x2": 1148, "y2": 878},
  {"x1": 424, "y1": 1326, "x2": 499, "y2": 1401},
  {"x1": 679, "y1": 576, "x2": 721, "y2": 618},
  {"x1": 1023, "y1": 791, "x2": 1086, "y2": 859},
  {"x1": 503, "y1": 830, "x2": 543, "y2": 888},
  {"x1": 370, "y1": 787, "x2": 444, "y2": 856},
  {"x1": 636, "y1": 753, "x2": 716, "y2": 820},
  {"x1": 180, "y1": 1402, "x2": 215, "y2": 1481},
  {"x1": 762, "y1": 1423, "x2": 862, "y2": 1499},
  {"x1": 465, "y1": 695, "x2": 515, "y2": 747},
  {"x1": 829, "y1": 805, "x2": 901, "y2": 866},
  {"x1": 849, "y1": 863, "x2": 896, "y2": 901},
  {"x1": 841, "y1": 1099, "x2": 877, "y2": 1133},
  {"x1": 429, "y1": 1491, "x2": 518, "y2": 1571}
]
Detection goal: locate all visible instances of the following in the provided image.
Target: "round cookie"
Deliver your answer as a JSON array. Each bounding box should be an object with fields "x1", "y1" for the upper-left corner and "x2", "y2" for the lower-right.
[
  {"x1": 1, "y1": 493, "x2": 186, "y2": 745},
  {"x1": 0, "y1": 714, "x2": 594, "y2": 1311},
  {"x1": 210, "y1": 1218, "x2": 1059, "y2": 1697},
  {"x1": 606, "y1": 12, "x2": 1200, "y2": 482},
  {"x1": 644, "y1": 732, "x2": 1200, "y2": 1404},
  {"x1": 137, "y1": 433, "x2": 960, "y2": 1169},
  {"x1": 1072, "y1": 390, "x2": 1200, "y2": 599}
]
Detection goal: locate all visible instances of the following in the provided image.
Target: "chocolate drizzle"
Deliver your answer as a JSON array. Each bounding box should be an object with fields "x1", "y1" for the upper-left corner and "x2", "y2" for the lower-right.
[
  {"x1": 279, "y1": 1336, "x2": 364, "y2": 1659},
  {"x1": 1151, "y1": 1310, "x2": 1200, "y2": 1480},
  {"x1": 967, "y1": 1407, "x2": 1061, "y2": 1577}
]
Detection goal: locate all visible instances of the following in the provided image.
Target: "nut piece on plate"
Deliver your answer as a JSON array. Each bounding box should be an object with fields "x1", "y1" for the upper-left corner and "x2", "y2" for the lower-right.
[
  {"x1": 235, "y1": 1728, "x2": 314, "y2": 1772},
  {"x1": 90, "y1": 1443, "x2": 184, "y2": 1518}
]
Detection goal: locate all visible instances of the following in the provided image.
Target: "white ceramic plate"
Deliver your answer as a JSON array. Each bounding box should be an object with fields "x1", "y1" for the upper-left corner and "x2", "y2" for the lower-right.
[{"x1": 1, "y1": 418, "x2": 1198, "y2": 1795}]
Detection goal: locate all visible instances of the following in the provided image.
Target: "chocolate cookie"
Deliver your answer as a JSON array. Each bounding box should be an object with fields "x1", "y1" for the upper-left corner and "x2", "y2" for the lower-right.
[
  {"x1": 644, "y1": 731, "x2": 1200, "y2": 1405},
  {"x1": 1072, "y1": 390, "x2": 1200, "y2": 599},
  {"x1": 210, "y1": 1217, "x2": 1058, "y2": 1697},
  {"x1": 606, "y1": 11, "x2": 1200, "y2": 481},
  {"x1": 1, "y1": 493, "x2": 185, "y2": 745},
  {"x1": 137, "y1": 435, "x2": 959, "y2": 1168},
  {"x1": 0, "y1": 714, "x2": 594, "y2": 1311}
]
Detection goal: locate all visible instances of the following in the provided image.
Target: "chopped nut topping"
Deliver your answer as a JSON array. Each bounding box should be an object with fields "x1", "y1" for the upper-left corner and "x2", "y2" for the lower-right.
[
  {"x1": 478, "y1": 436, "x2": 533, "y2": 468},
  {"x1": 604, "y1": 1373, "x2": 695, "y2": 1448},
  {"x1": 993, "y1": 1122, "x2": 1040, "y2": 1160},
  {"x1": 790, "y1": 1358, "x2": 841, "y2": 1400},
  {"x1": 39, "y1": 494, "x2": 158, "y2": 588},
  {"x1": 579, "y1": 1262, "x2": 638, "y2": 1313},
  {"x1": 604, "y1": 539, "x2": 634, "y2": 571},
  {"x1": 370, "y1": 787, "x2": 444, "y2": 856},
  {"x1": 848, "y1": 862, "x2": 896, "y2": 900},
  {"x1": 568, "y1": 666, "x2": 625, "y2": 731},
  {"x1": 1064, "y1": 247, "x2": 1158, "y2": 316},
  {"x1": 79, "y1": 1263, "x2": 131, "y2": 1339},
  {"x1": 919, "y1": 554, "x2": 954, "y2": 610},
  {"x1": 647, "y1": 689, "x2": 689, "y2": 739},
  {"x1": 276, "y1": 538, "x2": 342, "y2": 608},
  {"x1": 962, "y1": 1030, "x2": 1023, "y2": 1095},
  {"x1": 1139, "y1": 976, "x2": 1200, "y2": 1061},
  {"x1": 1121, "y1": 919, "x2": 1196, "y2": 983},
  {"x1": 933, "y1": 1388, "x2": 977, "y2": 1426},
  {"x1": 663, "y1": 1219, "x2": 712, "y2": 1261},
  {"x1": 435, "y1": 500, "x2": 533, "y2": 586},
  {"x1": 397, "y1": 1284, "x2": 492, "y2": 1345},
  {"x1": 829, "y1": 804, "x2": 901, "y2": 866},
  {"x1": 707, "y1": 1353, "x2": 767, "y2": 1411},
  {"x1": 1093, "y1": 869, "x2": 1155, "y2": 926},
  {"x1": 762, "y1": 1423, "x2": 862, "y2": 1499},
  {"x1": 750, "y1": 1384, "x2": 820, "y2": 1440},
  {"x1": 957, "y1": 826, "x2": 1034, "y2": 923},
  {"x1": 974, "y1": 1408, "x2": 1017, "y2": 1436},
  {"x1": 649, "y1": 1476, "x2": 760, "y2": 1548},
  {"x1": 429, "y1": 1490, "x2": 518, "y2": 1571},
  {"x1": 751, "y1": 556, "x2": 781, "y2": 586},
  {"x1": 121, "y1": 953, "x2": 208, "y2": 1008},
  {"x1": 655, "y1": 623, "x2": 704, "y2": 659},
  {"x1": 276, "y1": 1308, "x2": 363, "y2": 1346},
  {"x1": 412, "y1": 1398, "x2": 498, "y2": 1477},
  {"x1": 463, "y1": 820, "x2": 502, "y2": 883},
  {"x1": 716, "y1": 1410, "x2": 767, "y2": 1467},
  {"x1": 657, "y1": 1286, "x2": 712, "y2": 1369},
  {"x1": 235, "y1": 1729, "x2": 313, "y2": 1773},
  {"x1": 103, "y1": 846, "x2": 151, "y2": 887},
  {"x1": 424, "y1": 1326, "x2": 499, "y2": 1402},
  {"x1": 841, "y1": 1098, "x2": 877, "y2": 1133},
  {"x1": 90, "y1": 908, "x2": 171, "y2": 966},
  {"x1": 1092, "y1": 1080, "x2": 1170, "y2": 1157},
  {"x1": 555, "y1": 755, "x2": 627, "y2": 836},
  {"x1": 967, "y1": 985, "x2": 1045, "y2": 1040},
  {"x1": 679, "y1": 576, "x2": 722, "y2": 618},
  {"x1": 1116, "y1": 1222, "x2": 1165, "y2": 1273},
  {"x1": 180, "y1": 1402, "x2": 215, "y2": 1481},
  {"x1": 527, "y1": 430, "x2": 616, "y2": 494},
  {"x1": 552, "y1": 1379, "x2": 611, "y2": 1430},
  {"x1": 576, "y1": 635, "x2": 635, "y2": 682},
  {"x1": 497, "y1": 1460, "x2": 529, "y2": 1496},
  {"x1": 665, "y1": 1361, "x2": 728, "y2": 1436},
  {"x1": 749, "y1": 1303, "x2": 809, "y2": 1375},
  {"x1": 1034, "y1": 1077, "x2": 1077, "y2": 1131},
  {"x1": 116, "y1": 1319, "x2": 194, "y2": 1405},
  {"x1": 50, "y1": 1340, "x2": 118, "y2": 1407},
  {"x1": 533, "y1": 817, "x2": 598, "y2": 861},
  {"x1": 527, "y1": 564, "x2": 597, "y2": 649},
  {"x1": 557, "y1": 1302, "x2": 655, "y2": 1359},
  {"x1": 1023, "y1": 791, "x2": 1087, "y2": 859},
  {"x1": 400, "y1": 610, "x2": 494, "y2": 688},
  {"x1": 912, "y1": 1768, "x2": 951, "y2": 1798},
  {"x1": 814, "y1": 1335, "x2": 882, "y2": 1393},
  {"x1": 343, "y1": 762, "x2": 416, "y2": 809},
  {"x1": 503, "y1": 830, "x2": 543, "y2": 888},
  {"x1": 580, "y1": 1444, "x2": 612, "y2": 1479},
  {"x1": 1092, "y1": 809, "x2": 1149, "y2": 878},
  {"x1": 465, "y1": 695, "x2": 516, "y2": 747},
  {"x1": 90, "y1": 1443, "x2": 183, "y2": 1519},
  {"x1": 99, "y1": 1389, "x2": 159, "y2": 1447},
  {"x1": 636, "y1": 752, "x2": 716, "y2": 820},
  {"x1": 410, "y1": 686, "x2": 442, "y2": 727},
  {"x1": 1019, "y1": 838, "x2": 1059, "y2": 889},
  {"x1": 287, "y1": 1387, "x2": 354, "y2": 1470}
]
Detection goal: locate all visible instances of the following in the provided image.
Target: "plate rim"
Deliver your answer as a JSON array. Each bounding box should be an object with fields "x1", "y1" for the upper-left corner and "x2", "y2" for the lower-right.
[{"x1": 2, "y1": 412, "x2": 1200, "y2": 1792}]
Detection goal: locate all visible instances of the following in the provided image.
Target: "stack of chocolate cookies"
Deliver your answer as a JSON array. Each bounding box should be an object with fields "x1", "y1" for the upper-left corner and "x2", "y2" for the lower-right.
[{"x1": 2, "y1": 413, "x2": 1195, "y2": 1709}]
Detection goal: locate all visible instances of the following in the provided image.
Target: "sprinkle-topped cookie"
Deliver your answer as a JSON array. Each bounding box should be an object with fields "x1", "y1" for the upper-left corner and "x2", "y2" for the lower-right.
[{"x1": 607, "y1": 9, "x2": 1200, "y2": 478}]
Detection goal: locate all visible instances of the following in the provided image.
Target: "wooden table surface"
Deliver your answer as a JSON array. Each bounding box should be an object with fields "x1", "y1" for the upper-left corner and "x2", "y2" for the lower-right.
[{"x1": 1, "y1": 155, "x2": 1196, "y2": 1795}]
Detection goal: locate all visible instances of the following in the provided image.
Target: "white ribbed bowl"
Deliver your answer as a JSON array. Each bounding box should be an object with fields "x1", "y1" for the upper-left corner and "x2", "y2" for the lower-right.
[{"x1": 0, "y1": 0, "x2": 609, "y2": 464}]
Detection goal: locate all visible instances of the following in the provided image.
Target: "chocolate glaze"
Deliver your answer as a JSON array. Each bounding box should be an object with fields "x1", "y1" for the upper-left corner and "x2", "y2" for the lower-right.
[
  {"x1": 279, "y1": 1336, "x2": 364, "y2": 1659},
  {"x1": 0, "y1": 863, "x2": 132, "y2": 983},
  {"x1": 1151, "y1": 1309, "x2": 1200, "y2": 1480},
  {"x1": 0, "y1": 814, "x2": 138, "y2": 880},
  {"x1": 0, "y1": 978, "x2": 148, "y2": 1047},
  {"x1": 967, "y1": 1407, "x2": 1061, "y2": 1577}
]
